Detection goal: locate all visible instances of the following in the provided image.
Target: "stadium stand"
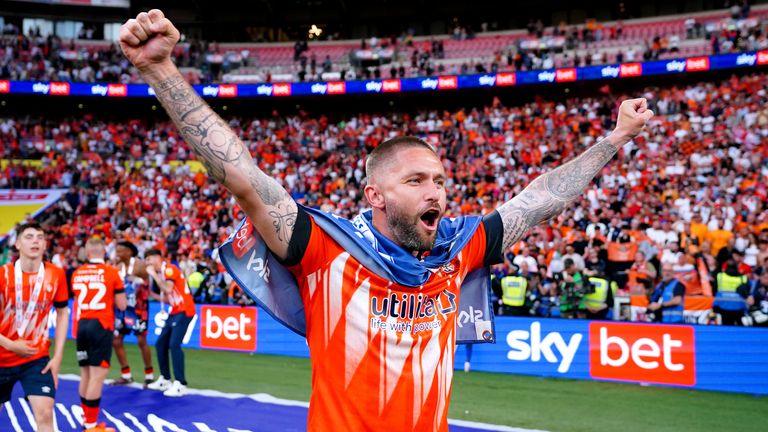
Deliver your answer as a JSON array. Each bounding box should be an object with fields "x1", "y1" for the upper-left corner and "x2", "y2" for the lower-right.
[
  {"x1": 1, "y1": 3, "x2": 766, "y2": 83},
  {"x1": 2, "y1": 70, "x2": 766, "y2": 324}
]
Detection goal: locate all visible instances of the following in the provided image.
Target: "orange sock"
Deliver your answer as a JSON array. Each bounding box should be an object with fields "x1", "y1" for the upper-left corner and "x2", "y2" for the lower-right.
[{"x1": 82, "y1": 399, "x2": 101, "y2": 426}]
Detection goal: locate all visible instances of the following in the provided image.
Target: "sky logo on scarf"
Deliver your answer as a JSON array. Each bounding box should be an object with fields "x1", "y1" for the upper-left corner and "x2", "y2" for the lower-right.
[{"x1": 371, "y1": 289, "x2": 457, "y2": 320}]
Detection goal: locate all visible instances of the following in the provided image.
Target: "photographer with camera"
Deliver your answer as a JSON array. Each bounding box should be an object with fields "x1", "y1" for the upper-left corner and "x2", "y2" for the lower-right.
[
  {"x1": 647, "y1": 263, "x2": 685, "y2": 323},
  {"x1": 558, "y1": 258, "x2": 587, "y2": 319},
  {"x1": 741, "y1": 269, "x2": 768, "y2": 327}
]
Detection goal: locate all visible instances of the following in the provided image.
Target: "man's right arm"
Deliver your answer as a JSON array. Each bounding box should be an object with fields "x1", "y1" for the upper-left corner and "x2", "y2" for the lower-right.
[{"x1": 120, "y1": 10, "x2": 296, "y2": 259}]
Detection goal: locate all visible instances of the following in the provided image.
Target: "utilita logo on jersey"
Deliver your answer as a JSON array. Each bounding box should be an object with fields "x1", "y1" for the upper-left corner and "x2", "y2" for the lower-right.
[
  {"x1": 506, "y1": 322, "x2": 582, "y2": 373},
  {"x1": 589, "y1": 322, "x2": 695, "y2": 386},
  {"x1": 201, "y1": 305, "x2": 257, "y2": 352},
  {"x1": 371, "y1": 289, "x2": 457, "y2": 320},
  {"x1": 232, "y1": 219, "x2": 256, "y2": 259}
]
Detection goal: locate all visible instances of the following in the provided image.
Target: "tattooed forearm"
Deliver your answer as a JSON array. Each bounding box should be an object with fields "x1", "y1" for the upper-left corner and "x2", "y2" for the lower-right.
[
  {"x1": 152, "y1": 76, "x2": 243, "y2": 184},
  {"x1": 545, "y1": 137, "x2": 617, "y2": 200},
  {"x1": 148, "y1": 72, "x2": 298, "y2": 256},
  {"x1": 498, "y1": 136, "x2": 619, "y2": 249}
]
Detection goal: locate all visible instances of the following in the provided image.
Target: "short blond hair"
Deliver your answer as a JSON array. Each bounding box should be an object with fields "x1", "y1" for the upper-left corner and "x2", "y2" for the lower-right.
[{"x1": 365, "y1": 136, "x2": 437, "y2": 182}]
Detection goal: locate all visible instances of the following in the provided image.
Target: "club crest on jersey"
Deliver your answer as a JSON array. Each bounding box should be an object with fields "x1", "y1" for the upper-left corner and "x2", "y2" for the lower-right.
[
  {"x1": 441, "y1": 262, "x2": 456, "y2": 274},
  {"x1": 165, "y1": 268, "x2": 174, "y2": 277},
  {"x1": 45, "y1": 283, "x2": 53, "y2": 292}
]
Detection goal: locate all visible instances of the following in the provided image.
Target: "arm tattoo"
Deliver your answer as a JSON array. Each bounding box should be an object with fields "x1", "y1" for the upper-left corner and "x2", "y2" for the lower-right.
[
  {"x1": 151, "y1": 73, "x2": 297, "y2": 251},
  {"x1": 498, "y1": 136, "x2": 618, "y2": 249},
  {"x1": 268, "y1": 202, "x2": 298, "y2": 243}
]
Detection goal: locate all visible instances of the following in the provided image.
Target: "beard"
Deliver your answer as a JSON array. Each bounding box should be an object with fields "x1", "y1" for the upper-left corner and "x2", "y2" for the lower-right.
[{"x1": 386, "y1": 202, "x2": 438, "y2": 253}]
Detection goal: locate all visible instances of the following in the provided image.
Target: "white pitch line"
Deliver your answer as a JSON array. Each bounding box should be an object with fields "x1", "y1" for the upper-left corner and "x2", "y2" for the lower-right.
[
  {"x1": 56, "y1": 403, "x2": 76, "y2": 430},
  {"x1": 123, "y1": 412, "x2": 152, "y2": 432},
  {"x1": 18, "y1": 397, "x2": 37, "y2": 431},
  {"x1": 102, "y1": 408, "x2": 134, "y2": 432},
  {"x1": 448, "y1": 418, "x2": 549, "y2": 432},
  {"x1": 2, "y1": 401, "x2": 24, "y2": 432}
]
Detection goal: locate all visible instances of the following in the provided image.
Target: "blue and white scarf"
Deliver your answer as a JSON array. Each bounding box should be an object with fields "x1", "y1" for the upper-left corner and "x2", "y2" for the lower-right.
[{"x1": 219, "y1": 205, "x2": 496, "y2": 343}]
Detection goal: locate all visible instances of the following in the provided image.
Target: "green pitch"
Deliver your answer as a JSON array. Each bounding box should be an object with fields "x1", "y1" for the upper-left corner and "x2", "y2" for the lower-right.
[{"x1": 58, "y1": 344, "x2": 765, "y2": 432}]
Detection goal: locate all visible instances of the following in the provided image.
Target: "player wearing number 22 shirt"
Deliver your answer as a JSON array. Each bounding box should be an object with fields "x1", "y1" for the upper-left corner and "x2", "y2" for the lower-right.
[{"x1": 71, "y1": 237, "x2": 126, "y2": 432}]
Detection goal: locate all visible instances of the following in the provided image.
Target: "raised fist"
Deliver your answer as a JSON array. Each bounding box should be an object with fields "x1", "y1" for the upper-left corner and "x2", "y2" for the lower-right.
[
  {"x1": 119, "y1": 9, "x2": 180, "y2": 72},
  {"x1": 614, "y1": 98, "x2": 655, "y2": 139}
]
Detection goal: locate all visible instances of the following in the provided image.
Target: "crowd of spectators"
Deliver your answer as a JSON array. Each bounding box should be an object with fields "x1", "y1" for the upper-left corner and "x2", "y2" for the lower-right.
[
  {"x1": 1, "y1": 71, "x2": 767, "y2": 323},
  {"x1": 2, "y1": 3, "x2": 766, "y2": 85}
]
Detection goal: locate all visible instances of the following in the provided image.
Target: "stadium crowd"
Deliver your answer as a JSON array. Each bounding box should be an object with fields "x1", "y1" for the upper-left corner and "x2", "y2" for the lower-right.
[
  {"x1": 1, "y1": 71, "x2": 767, "y2": 324},
  {"x1": 1, "y1": 2, "x2": 766, "y2": 84}
]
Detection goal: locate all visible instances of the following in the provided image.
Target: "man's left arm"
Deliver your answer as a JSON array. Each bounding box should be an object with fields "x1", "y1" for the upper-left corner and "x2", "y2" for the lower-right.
[
  {"x1": 496, "y1": 98, "x2": 654, "y2": 250},
  {"x1": 42, "y1": 269, "x2": 70, "y2": 388}
]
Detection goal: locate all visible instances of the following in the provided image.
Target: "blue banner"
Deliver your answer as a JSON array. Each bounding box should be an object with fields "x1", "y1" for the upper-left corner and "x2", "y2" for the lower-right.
[{"x1": 2, "y1": 51, "x2": 766, "y2": 99}]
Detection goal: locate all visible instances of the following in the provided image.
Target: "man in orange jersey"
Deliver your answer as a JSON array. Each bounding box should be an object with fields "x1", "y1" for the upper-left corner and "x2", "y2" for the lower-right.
[
  {"x1": 72, "y1": 237, "x2": 127, "y2": 432},
  {"x1": 143, "y1": 249, "x2": 195, "y2": 397},
  {"x1": 121, "y1": 9, "x2": 653, "y2": 430},
  {"x1": 0, "y1": 222, "x2": 69, "y2": 432}
]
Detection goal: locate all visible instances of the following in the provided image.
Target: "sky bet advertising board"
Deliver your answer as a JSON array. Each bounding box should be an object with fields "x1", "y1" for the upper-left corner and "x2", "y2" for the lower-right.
[
  {"x1": 51, "y1": 303, "x2": 767, "y2": 395},
  {"x1": 4, "y1": 50, "x2": 767, "y2": 99}
]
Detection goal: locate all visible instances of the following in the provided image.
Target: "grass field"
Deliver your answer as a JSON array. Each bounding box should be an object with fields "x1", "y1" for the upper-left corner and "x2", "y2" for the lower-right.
[{"x1": 58, "y1": 343, "x2": 765, "y2": 432}]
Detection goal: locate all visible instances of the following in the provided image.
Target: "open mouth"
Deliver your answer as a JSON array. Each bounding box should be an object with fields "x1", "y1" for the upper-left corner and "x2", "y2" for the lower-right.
[{"x1": 419, "y1": 209, "x2": 441, "y2": 231}]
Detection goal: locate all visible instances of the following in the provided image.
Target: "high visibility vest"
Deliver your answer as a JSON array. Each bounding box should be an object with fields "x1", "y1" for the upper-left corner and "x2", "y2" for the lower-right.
[
  {"x1": 714, "y1": 273, "x2": 748, "y2": 312},
  {"x1": 654, "y1": 279, "x2": 684, "y2": 323},
  {"x1": 583, "y1": 277, "x2": 609, "y2": 309},
  {"x1": 501, "y1": 276, "x2": 527, "y2": 307}
]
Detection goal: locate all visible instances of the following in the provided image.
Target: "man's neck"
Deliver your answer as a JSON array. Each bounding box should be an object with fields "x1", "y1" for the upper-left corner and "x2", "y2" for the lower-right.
[{"x1": 19, "y1": 256, "x2": 43, "y2": 273}]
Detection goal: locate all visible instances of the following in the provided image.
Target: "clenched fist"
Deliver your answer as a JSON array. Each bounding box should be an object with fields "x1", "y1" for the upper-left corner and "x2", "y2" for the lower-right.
[
  {"x1": 614, "y1": 98, "x2": 654, "y2": 140},
  {"x1": 119, "y1": 9, "x2": 180, "y2": 73}
]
